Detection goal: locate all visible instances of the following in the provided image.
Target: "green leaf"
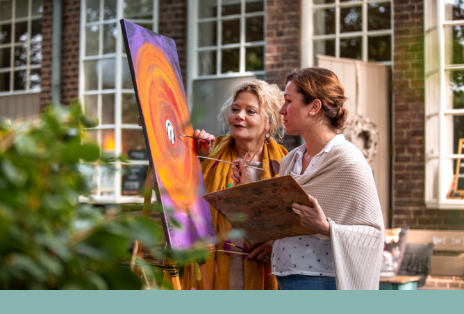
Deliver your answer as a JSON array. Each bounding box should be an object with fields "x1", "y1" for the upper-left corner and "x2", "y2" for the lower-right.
[
  {"x1": 10, "y1": 253, "x2": 47, "y2": 282},
  {"x1": 60, "y1": 142, "x2": 100, "y2": 163},
  {"x1": 1, "y1": 159, "x2": 27, "y2": 187}
]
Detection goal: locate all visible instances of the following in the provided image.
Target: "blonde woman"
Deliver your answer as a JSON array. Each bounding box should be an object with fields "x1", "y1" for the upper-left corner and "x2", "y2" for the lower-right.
[{"x1": 186, "y1": 80, "x2": 288, "y2": 290}]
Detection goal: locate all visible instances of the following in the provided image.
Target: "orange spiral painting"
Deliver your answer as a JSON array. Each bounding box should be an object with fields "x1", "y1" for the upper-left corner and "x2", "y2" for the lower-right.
[{"x1": 122, "y1": 20, "x2": 216, "y2": 250}]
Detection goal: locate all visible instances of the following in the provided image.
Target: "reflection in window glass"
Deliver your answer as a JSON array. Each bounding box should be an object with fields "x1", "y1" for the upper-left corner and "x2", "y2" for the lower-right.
[
  {"x1": 104, "y1": 0, "x2": 117, "y2": 20},
  {"x1": 313, "y1": 39, "x2": 335, "y2": 65},
  {"x1": 198, "y1": 21, "x2": 217, "y2": 47},
  {"x1": 198, "y1": 50, "x2": 217, "y2": 76},
  {"x1": 0, "y1": 24, "x2": 12, "y2": 44},
  {"x1": 445, "y1": 0, "x2": 464, "y2": 21},
  {"x1": 340, "y1": 6, "x2": 362, "y2": 33},
  {"x1": 84, "y1": 94, "x2": 98, "y2": 121},
  {"x1": 123, "y1": 0, "x2": 153, "y2": 19},
  {"x1": 314, "y1": 0, "x2": 334, "y2": 3},
  {"x1": 84, "y1": 60, "x2": 98, "y2": 91},
  {"x1": 102, "y1": 93, "x2": 115, "y2": 124},
  {"x1": 222, "y1": 19, "x2": 240, "y2": 44},
  {"x1": 447, "y1": 70, "x2": 464, "y2": 110},
  {"x1": 453, "y1": 116, "x2": 464, "y2": 154},
  {"x1": 15, "y1": 0, "x2": 28, "y2": 18},
  {"x1": 245, "y1": 46, "x2": 263, "y2": 71},
  {"x1": 222, "y1": 0, "x2": 241, "y2": 16},
  {"x1": 198, "y1": 0, "x2": 217, "y2": 19},
  {"x1": 101, "y1": 58, "x2": 116, "y2": 89},
  {"x1": 0, "y1": 72, "x2": 10, "y2": 91},
  {"x1": 340, "y1": 37, "x2": 362, "y2": 60},
  {"x1": 246, "y1": 16, "x2": 264, "y2": 42},
  {"x1": 102, "y1": 129, "x2": 115, "y2": 152},
  {"x1": 30, "y1": 42, "x2": 42, "y2": 65},
  {"x1": 368, "y1": 2, "x2": 391, "y2": 31},
  {"x1": 122, "y1": 58, "x2": 133, "y2": 89},
  {"x1": 368, "y1": 35, "x2": 391, "y2": 62},
  {"x1": 86, "y1": 25, "x2": 99, "y2": 56},
  {"x1": 246, "y1": 0, "x2": 264, "y2": 13},
  {"x1": 122, "y1": 129, "x2": 146, "y2": 156},
  {"x1": 15, "y1": 21, "x2": 28, "y2": 42},
  {"x1": 31, "y1": 20, "x2": 42, "y2": 41},
  {"x1": 100, "y1": 165, "x2": 115, "y2": 196},
  {"x1": 29, "y1": 68, "x2": 41, "y2": 91},
  {"x1": 32, "y1": 0, "x2": 43, "y2": 15},
  {"x1": 14, "y1": 45, "x2": 27, "y2": 66},
  {"x1": 222, "y1": 48, "x2": 239, "y2": 73},
  {"x1": 0, "y1": 47, "x2": 11, "y2": 68},
  {"x1": 122, "y1": 94, "x2": 139, "y2": 124},
  {"x1": 445, "y1": 25, "x2": 464, "y2": 65},
  {"x1": 86, "y1": 0, "x2": 100, "y2": 23},
  {"x1": 313, "y1": 8, "x2": 335, "y2": 35},
  {"x1": 13, "y1": 70, "x2": 27, "y2": 90},
  {"x1": 103, "y1": 23, "x2": 117, "y2": 54},
  {"x1": 0, "y1": 0, "x2": 12, "y2": 20}
]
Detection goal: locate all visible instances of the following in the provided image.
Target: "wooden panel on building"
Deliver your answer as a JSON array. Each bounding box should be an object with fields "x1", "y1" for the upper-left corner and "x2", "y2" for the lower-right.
[{"x1": 0, "y1": 93, "x2": 41, "y2": 121}]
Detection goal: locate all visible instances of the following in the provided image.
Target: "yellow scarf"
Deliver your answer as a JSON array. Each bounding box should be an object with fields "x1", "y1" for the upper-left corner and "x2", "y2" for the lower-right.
[{"x1": 178, "y1": 134, "x2": 288, "y2": 290}]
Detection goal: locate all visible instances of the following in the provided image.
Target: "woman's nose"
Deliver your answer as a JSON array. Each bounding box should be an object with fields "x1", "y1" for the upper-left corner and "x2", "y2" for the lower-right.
[
  {"x1": 279, "y1": 105, "x2": 286, "y2": 115},
  {"x1": 236, "y1": 110, "x2": 245, "y2": 120}
]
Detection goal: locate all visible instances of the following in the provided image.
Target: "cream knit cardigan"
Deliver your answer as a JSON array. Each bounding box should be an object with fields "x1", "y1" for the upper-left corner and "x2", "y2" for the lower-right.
[{"x1": 280, "y1": 139, "x2": 385, "y2": 290}]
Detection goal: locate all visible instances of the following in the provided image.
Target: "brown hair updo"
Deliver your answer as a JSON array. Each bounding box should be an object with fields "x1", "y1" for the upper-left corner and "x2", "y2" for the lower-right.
[{"x1": 286, "y1": 68, "x2": 348, "y2": 132}]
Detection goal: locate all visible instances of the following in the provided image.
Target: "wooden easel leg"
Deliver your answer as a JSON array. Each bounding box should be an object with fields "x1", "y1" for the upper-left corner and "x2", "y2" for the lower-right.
[{"x1": 198, "y1": 261, "x2": 211, "y2": 290}]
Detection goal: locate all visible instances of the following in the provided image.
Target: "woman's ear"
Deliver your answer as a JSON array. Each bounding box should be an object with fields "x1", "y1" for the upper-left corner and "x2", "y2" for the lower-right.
[{"x1": 309, "y1": 99, "x2": 322, "y2": 117}]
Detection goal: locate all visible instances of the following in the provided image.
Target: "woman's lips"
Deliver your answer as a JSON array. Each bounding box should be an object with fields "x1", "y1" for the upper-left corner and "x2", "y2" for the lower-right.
[{"x1": 234, "y1": 125, "x2": 245, "y2": 128}]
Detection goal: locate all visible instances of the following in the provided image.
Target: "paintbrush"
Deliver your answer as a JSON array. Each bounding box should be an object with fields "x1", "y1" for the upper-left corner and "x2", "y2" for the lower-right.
[
  {"x1": 216, "y1": 250, "x2": 249, "y2": 256},
  {"x1": 227, "y1": 243, "x2": 251, "y2": 253},
  {"x1": 197, "y1": 156, "x2": 264, "y2": 170},
  {"x1": 180, "y1": 134, "x2": 215, "y2": 142}
]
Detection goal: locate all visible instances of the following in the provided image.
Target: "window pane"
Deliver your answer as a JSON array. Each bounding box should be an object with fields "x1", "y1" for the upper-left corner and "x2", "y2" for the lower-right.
[
  {"x1": 340, "y1": 37, "x2": 362, "y2": 60},
  {"x1": 222, "y1": 19, "x2": 240, "y2": 44},
  {"x1": 102, "y1": 93, "x2": 115, "y2": 124},
  {"x1": 314, "y1": 0, "x2": 334, "y2": 3},
  {"x1": 445, "y1": 0, "x2": 464, "y2": 21},
  {"x1": 32, "y1": 0, "x2": 43, "y2": 15},
  {"x1": 198, "y1": 50, "x2": 217, "y2": 76},
  {"x1": 222, "y1": 0, "x2": 241, "y2": 16},
  {"x1": 14, "y1": 45, "x2": 27, "y2": 67},
  {"x1": 122, "y1": 129, "x2": 146, "y2": 156},
  {"x1": 13, "y1": 70, "x2": 26, "y2": 90},
  {"x1": 368, "y1": 2, "x2": 391, "y2": 31},
  {"x1": 100, "y1": 165, "x2": 115, "y2": 196},
  {"x1": 0, "y1": 0, "x2": 12, "y2": 20},
  {"x1": 122, "y1": 58, "x2": 133, "y2": 89},
  {"x1": 313, "y1": 39, "x2": 335, "y2": 65},
  {"x1": 86, "y1": 25, "x2": 99, "y2": 56},
  {"x1": 199, "y1": 0, "x2": 217, "y2": 19},
  {"x1": 246, "y1": 0, "x2": 264, "y2": 13},
  {"x1": 101, "y1": 58, "x2": 115, "y2": 89},
  {"x1": 426, "y1": 158, "x2": 439, "y2": 200},
  {"x1": 368, "y1": 35, "x2": 391, "y2": 62},
  {"x1": 0, "y1": 47, "x2": 11, "y2": 68},
  {"x1": 30, "y1": 42, "x2": 42, "y2": 65},
  {"x1": 86, "y1": 0, "x2": 100, "y2": 23},
  {"x1": 84, "y1": 60, "x2": 98, "y2": 91},
  {"x1": 103, "y1": 0, "x2": 117, "y2": 20},
  {"x1": 0, "y1": 71, "x2": 10, "y2": 91},
  {"x1": 313, "y1": 8, "x2": 335, "y2": 35},
  {"x1": 15, "y1": 21, "x2": 28, "y2": 42},
  {"x1": 426, "y1": 28, "x2": 438, "y2": 71},
  {"x1": 15, "y1": 0, "x2": 28, "y2": 18},
  {"x1": 426, "y1": 72, "x2": 439, "y2": 113},
  {"x1": 103, "y1": 23, "x2": 117, "y2": 54},
  {"x1": 29, "y1": 68, "x2": 41, "y2": 91},
  {"x1": 102, "y1": 129, "x2": 115, "y2": 152},
  {"x1": 446, "y1": 70, "x2": 464, "y2": 110},
  {"x1": 121, "y1": 165, "x2": 148, "y2": 196},
  {"x1": 123, "y1": 0, "x2": 153, "y2": 19},
  {"x1": 0, "y1": 23, "x2": 12, "y2": 44},
  {"x1": 340, "y1": 6, "x2": 362, "y2": 33},
  {"x1": 246, "y1": 16, "x2": 264, "y2": 42},
  {"x1": 245, "y1": 46, "x2": 263, "y2": 71},
  {"x1": 445, "y1": 115, "x2": 464, "y2": 155},
  {"x1": 31, "y1": 19, "x2": 42, "y2": 42},
  {"x1": 447, "y1": 159, "x2": 463, "y2": 200},
  {"x1": 198, "y1": 21, "x2": 217, "y2": 47},
  {"x1": 84, "y1": 94, "x2": 98, "y2": 121},
  {"x1": 122, "y1": 93, "x2": 139, "y2": 124},
  {"x1": 445, "y1": 25, "x2": 464, "y2": 65},
  {"x1": 221, "y1": 48, "x2": 239, "y2": 73}
]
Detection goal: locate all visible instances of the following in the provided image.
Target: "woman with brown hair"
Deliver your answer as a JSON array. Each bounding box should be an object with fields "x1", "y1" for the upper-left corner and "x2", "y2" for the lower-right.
[
  {"x1": 234, "y1": 68, "x2": 384, "y2": 290},
  {"x1": 184, "y1": 80, "x2": 288, "y2": 290}
]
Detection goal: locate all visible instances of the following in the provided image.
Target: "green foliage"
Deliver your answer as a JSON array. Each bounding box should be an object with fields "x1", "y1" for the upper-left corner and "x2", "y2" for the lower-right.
[{"x1": 0, "y1": 103, "x2": 207, "y2": 289}]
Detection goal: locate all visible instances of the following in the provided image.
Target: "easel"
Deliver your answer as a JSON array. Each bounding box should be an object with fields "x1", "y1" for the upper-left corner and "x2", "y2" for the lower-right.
[{"x1": 133, "y1": 117, "x2": 211, "y2": 290}]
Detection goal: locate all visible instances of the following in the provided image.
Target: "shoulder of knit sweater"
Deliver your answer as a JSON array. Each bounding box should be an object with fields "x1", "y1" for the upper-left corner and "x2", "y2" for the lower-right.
[{"x1": 329, "y1": 139, "x2": 368, "y2": 167}]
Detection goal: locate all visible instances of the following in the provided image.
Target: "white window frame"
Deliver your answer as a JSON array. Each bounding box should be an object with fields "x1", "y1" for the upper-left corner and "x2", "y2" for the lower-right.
[
  {"x1": 425, "y1": 0, "x2": 464, "y2": 210},
  {"x1": 301, "y1": 0, "x2": 393, "y2": 68},
  {"x1": 0, "y1": 0, "x2": 42, "y2": 96},
  {"x1": 187, "y1": 0, "x2": 266, "y2": 108},
  {"x1": 79, "y1": 0, "x2": 158, "y2": 204}
]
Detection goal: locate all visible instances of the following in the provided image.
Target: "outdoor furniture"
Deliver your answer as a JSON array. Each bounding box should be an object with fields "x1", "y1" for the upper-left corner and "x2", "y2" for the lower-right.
[{"x1": 379, "y1": 275, "x2": 422, "y2": 290}]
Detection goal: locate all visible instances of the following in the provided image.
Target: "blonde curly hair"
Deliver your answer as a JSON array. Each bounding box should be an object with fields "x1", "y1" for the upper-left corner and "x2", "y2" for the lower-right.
[{"x1": 218, "y1": 80, "x2": 285, "y2": 142}]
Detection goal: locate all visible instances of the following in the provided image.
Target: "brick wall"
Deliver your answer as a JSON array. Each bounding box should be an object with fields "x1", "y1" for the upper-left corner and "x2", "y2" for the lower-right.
[
  {"x1": 392, "y1": 0, "x2": 464, "y2": 230},
  {"x1": 158, "y1": 0, "x2": 188, "y2": 88},
  {"x1": 265, "y1": 0, "x2": 301, "y2": 90},
  {"x1": 40, "y1": 0, "x2": 80, "y2": 107}
]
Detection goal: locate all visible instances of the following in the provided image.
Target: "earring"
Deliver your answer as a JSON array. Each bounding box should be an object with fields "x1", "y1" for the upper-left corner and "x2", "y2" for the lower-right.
[{"x1": 265, "y1": 132, "x2": 270, "y2": 144}]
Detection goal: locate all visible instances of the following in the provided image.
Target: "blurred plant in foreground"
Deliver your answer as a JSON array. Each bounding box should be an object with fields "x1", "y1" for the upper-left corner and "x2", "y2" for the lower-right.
[{"x1": 0, "y1": 103, "x2": 207, "y2": 289}]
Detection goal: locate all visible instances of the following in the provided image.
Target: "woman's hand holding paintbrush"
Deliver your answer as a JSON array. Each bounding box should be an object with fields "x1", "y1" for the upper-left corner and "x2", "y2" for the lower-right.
[{"x1": 183, "y1": 129, "x2": 216, "y2": 157}]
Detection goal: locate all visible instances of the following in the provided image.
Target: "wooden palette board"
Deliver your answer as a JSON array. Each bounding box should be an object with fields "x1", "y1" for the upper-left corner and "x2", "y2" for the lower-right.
[{"x1": 202, "y1": 175, "x2": 316, "y2": 245}]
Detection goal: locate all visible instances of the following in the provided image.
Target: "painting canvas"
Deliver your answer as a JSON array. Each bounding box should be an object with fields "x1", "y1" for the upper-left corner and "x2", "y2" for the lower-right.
[{"x1": 120, "y1": 19, "x2": 217, "y2": 250}]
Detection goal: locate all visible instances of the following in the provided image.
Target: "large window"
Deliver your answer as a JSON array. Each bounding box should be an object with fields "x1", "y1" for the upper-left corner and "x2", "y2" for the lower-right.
[
  {"x1": 302, "y1": 0, "x2": 392, "y2": 67},
  {"x1": 0, "y1": 0, "x2": 43, "y2": 94},
  {"x1": 79, "y1": 0, "x2": 158, "y2": 203},
  {"x1": 425, "y1": 0, "x2": 464, "y2": 209}
]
